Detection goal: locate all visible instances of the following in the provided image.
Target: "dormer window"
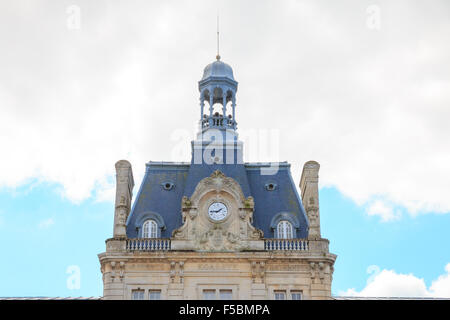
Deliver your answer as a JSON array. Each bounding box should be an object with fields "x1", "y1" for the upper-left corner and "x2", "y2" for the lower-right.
[
  {"x1": 162, "y1": 182, "x2": 174, "y2": 190},
  {"x1": 277, "y1": 220, "x2": 293, "y2": 239},
  {"x1": 265, "y1": 183, "x2": 277, "y2": 191},
  {"x1": 142, "y1": 219, "x2": 158, "y2": 238}
]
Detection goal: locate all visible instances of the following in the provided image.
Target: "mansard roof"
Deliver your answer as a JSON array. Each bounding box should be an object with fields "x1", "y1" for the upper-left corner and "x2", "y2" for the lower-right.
[{"x1": 126, "y1": 161, "x2": 309, "y2": 239}]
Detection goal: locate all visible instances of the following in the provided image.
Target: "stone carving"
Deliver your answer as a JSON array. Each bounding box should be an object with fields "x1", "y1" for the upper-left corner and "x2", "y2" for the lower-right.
[
  {"x1": 170, "y1": 261, "x2": 176, "y2": 283},
  {"x1": 309, "y1": 261, "x2": 328, "y2": 284},
  {"x1": 179, "y1": 261, "x2": 185, "y2": 284},
  {"x1": 211, "y1": 170, "x2": 225, "y2": 179},
  {"x1": 169, "y1": 261, "x2": 184, "y2": 284},
  {"x1": 244, "y1": 196, "x2": 254, "y2": 208},
  {"x1": 251, "y1": 261, "x2": 266, "y2": 283},
  {"x1": 182, "y1": 196, "x2": 192, "y2": 208},
  {"x1": 171, "y1": 170, "x2": 264, "y2": 252},
  {"x1": 110, "y1": 261, "x2": 125, "y2": 282}
]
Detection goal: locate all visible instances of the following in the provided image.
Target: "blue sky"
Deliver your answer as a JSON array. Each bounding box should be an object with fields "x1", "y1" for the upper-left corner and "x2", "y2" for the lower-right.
[
  {"x1": 1, "y1": 1, "x2": 450, "y2": 298},
  {"x1": 321, "y1": 187, "x2": 450, "y2": 296},
  {"x1": 0, "y1": 183, "x2": 449, "y2": 297}
]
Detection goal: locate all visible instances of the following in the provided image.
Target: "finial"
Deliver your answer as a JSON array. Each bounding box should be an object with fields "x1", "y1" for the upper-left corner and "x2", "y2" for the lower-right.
[{"x1": 216, "y1": 12, "x2": 220, "y2": 60}]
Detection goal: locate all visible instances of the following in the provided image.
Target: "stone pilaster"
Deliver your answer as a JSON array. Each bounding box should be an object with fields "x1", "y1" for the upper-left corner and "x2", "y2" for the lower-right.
[{"x1": 300, "y1": 161, "x2": 321, "y2": 240}]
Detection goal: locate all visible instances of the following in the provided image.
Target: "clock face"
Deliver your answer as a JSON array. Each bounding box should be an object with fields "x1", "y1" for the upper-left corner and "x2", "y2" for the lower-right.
[{"x1": 208, "y1": 202, "x2": 228, "y2": 221}]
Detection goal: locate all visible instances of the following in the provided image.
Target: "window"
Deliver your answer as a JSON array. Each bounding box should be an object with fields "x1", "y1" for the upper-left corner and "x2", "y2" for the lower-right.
[
  {"x1": 219, "y1": 289, "x2": 233, "y2": 300},
  {"x1": 162, "y1": 182, "x2": 174, "y2": 190},
  {"x1": 277, "y1": 220, "x2": 293, "y2": 239},
  {"x1": 203, "y1": 289, "x2": 216, "y2": 300},
  {"x1": 265, "y1": 183, "x2": 277, "y2": 191},
  {"x1": 149, "y1": 290, "x2": 161, "y2": 300},
  {"x1": 274, "y1": 290, "x2": 286, "y2": 300},
  {"x1": 291, "y1": 291, "x2": 302, "y2": 300},
  {"x1": 143, "y1": 219, "x2": 157, "y2": 238},
  {"x1": 131, "y1": 289, "x2": 144, "y2": 300}
]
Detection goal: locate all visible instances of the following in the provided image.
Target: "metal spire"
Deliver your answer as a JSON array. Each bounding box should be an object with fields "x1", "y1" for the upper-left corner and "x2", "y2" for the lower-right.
[{"x1": 216, "y1": 13, "x2": 220, "y2": 61}]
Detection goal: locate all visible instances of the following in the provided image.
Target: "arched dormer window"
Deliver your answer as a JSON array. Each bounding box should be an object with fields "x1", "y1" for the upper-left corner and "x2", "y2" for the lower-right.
[
  {"x1": 135, "y1": 212, "x2": 166, "y2": 238},
  {"x1": 270, "y1": 212, "x2": 300, "y2": 238},
  {"x1": 142, "y1": 219, "x2": 158, "y2": 238},
  {"x1": 277, "y1": 220, "x2": 293, "y2": 239}
]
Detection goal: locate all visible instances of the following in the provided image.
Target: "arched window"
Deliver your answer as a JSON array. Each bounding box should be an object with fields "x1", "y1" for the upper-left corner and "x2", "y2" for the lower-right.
[
  {"x1": 277, "y1": 220, "x2": 293, "y2": 239},
  {"x1": 142, "y1": 219, "x2": 158, "y2": 238}
]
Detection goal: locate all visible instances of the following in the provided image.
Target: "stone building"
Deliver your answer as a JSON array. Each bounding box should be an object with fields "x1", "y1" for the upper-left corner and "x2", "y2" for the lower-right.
[{"x1": 98, "y1": 55, "x2": 337, "y2": 300}]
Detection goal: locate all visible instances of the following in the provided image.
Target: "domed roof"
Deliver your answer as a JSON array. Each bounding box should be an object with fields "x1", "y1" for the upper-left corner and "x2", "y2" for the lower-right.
[{"x1": 201, "y1": 59, "x2": 235, "y2": 81}]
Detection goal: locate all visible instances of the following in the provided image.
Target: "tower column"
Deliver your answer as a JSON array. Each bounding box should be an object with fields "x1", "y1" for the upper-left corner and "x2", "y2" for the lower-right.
[
  {"x1": 232, "y1": 95, "x2": 236, "y2": 129},
  {"x1": 222, "y1": 91, "x2": 227, "y2": 125},
  {"x1": 200, "y1": 95, "x2": 204, "y2": 120},
  {"x1": 209, "y1": 89, "x2": 214, "y2": 126},
  {"x1": 113, "y1": 160, "x2": 134, "y2": 238},
  {"x1": 300, "y1": 161, "x2": 321, "y2": 239}
]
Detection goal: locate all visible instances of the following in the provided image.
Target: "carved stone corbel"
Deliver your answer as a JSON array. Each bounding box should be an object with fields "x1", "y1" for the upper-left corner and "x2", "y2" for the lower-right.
[
  {"x1": 259, "y1": 262, "x2": 266, "y2": 283},
  {"x1": 170, "y1": 261, "x2": 176, "y2": 283},
  {"x1": 309, "y1": 262, "x2": 316, "y2": 281},
  {"x1": 179, "y1": 261, "x2": 184, "y2": 284},
  {"x1": 119, "y1": 261, "x2": 125, "y2": 280},
  {"x1": 318, "y1": 262, "x2": 325, "y2": 284},
  {"x1": 110, "y1": 261, "x2": 116, "y2": 281},
  {"x1": 251, "y1": 262, "x2": 257, "y2": 283}
]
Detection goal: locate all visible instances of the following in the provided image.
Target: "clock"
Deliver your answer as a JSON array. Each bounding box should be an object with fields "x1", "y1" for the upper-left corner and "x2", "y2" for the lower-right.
[{"x1": 208, "y1": 202, "x2": 228, "y2": 221}]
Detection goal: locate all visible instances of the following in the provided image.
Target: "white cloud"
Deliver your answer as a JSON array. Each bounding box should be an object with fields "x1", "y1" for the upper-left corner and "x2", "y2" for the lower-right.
[
  {"x1": 366, "y1": 200, "x2": 401, "y2": 222},
  {"x1": 0, "y1": 1, "x2": 449, "y2": 217},
  {"x1": 38, "y1": 218, "x2": 55, "y2": 229},
  {"x1": 340, "y1": 263, "x2": 450, "y2": 298},
  {"x1": 429, "y1": 263, "x2": 450, "y2": 298}
]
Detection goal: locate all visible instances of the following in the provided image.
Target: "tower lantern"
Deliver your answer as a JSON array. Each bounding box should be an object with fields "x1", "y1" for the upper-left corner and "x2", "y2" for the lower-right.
[{"x1": 198, "y1": 56, "x2": 238, "y2": 130}]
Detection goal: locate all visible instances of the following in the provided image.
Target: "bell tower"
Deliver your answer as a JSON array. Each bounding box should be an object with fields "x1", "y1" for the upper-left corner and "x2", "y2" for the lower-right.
[
  {"x1": 192, "y1": 56, "x2": 244, "y2": 167},
  {"x1": 198, "y1": 56, "x2": 238, "y2": 132}
]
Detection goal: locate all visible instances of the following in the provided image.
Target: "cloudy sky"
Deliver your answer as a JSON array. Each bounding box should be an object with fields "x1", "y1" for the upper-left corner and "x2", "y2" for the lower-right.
[{"x1": 0, "y1": 0, "x2": 449, "y2": 297}]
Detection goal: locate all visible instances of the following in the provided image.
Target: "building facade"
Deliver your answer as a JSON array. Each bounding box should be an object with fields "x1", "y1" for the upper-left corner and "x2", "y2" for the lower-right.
[{"x1": 98, "y1": 56, "x2": 337, "y2": 300}]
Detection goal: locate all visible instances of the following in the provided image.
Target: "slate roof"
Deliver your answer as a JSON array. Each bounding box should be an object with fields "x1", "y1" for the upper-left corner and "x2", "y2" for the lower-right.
[{"x1": 126, "y1": 161, "x2": 309, "y2": 239}]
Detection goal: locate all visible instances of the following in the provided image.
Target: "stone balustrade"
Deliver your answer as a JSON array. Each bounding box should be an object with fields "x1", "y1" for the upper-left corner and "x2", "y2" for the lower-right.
[
  {"x1": 126, "y1": 238, "x2": 171, "y2": 251},
  {"x1": 264, "y1": 239, "x2": 309, "y2": 251},
  {"x1": 126, "y1": 238, "x2": 312, "y2": 252},
  {"x1": 202, "y1": 115, "x2": 236, "y2": 129}
]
